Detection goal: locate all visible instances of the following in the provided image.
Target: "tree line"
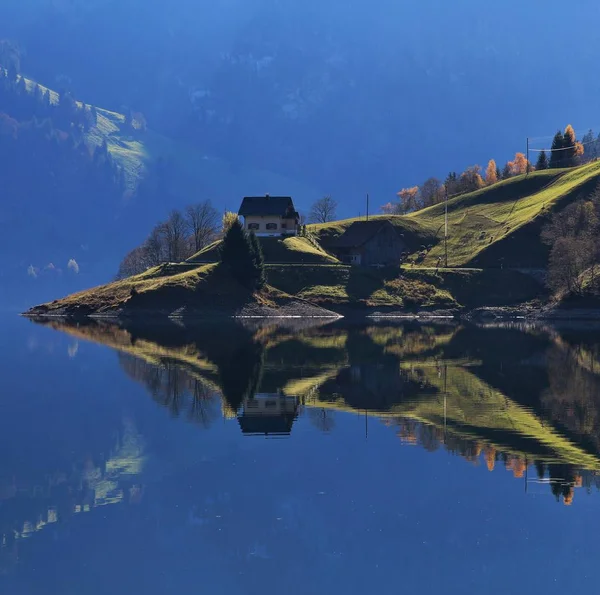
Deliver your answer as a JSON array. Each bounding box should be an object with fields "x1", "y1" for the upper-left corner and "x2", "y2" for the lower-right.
[
  {"x1": 117, "y1": 201, "x2": 220, "y2": 278},
  {"x1": 542, "y1": 182, "x2": 600, "y2": 296},
  {"x1": 386, "y1": 124, "x2": 588, "y2": 214},
  {"x1": 119, "y1": 205, "x2": 266, "y2": 291}
]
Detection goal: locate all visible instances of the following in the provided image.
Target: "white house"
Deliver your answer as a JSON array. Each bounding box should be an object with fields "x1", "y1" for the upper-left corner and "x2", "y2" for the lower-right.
[{"x1": 238, "y1": 195, "x2": 299, "y2": 237}]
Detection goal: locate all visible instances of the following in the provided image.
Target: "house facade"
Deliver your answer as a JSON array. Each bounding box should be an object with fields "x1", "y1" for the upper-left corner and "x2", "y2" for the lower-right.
[
  {"x1": 237, "y1": 394, "x2": 300, "y2": 436},
  {"x1": 327, "y1": 220, "x2": 408, "y2": 266},
  {"x1": 238, "y1": 195, "x2": 299, "y2": 237}
]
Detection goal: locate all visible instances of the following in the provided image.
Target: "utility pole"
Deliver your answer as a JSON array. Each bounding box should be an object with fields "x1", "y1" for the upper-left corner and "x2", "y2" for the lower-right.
[
  {"x1": 366, "y1": 193, "x2": 369, "y2": 221},
  {"x1": 444, "y1": 183, "x2": 448, "y2": 267},
  {"x1": 526, "y1": 137, "x2": 530, "y2": 176}
]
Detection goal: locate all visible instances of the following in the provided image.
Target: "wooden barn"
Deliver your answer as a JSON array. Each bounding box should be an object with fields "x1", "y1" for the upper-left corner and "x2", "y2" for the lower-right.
[{"x1": 328, "y1": 220, "x2": 407, "y2": 266}]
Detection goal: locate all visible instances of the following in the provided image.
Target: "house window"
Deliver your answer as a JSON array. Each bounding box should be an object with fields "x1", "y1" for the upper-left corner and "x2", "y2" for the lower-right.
[
  {"x1": 248, "y1": 222, "x2": 260, "y2": 230},
  {"x1": 281, "y1": 223, "x2": 287, "y2": 229},
  {"x1": 266, "y1": 223, "x2": 278, "y2": 230}
]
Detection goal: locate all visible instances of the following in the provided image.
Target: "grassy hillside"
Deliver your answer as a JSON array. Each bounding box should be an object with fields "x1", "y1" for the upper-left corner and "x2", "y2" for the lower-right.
[
  {"x1": 25, "y1": 263, "x2": 336, "y2": 318},
  {"x1": 309, "y1": 214, "x2": 436, "y2": 251},
  {"x1": 188, "y1": 236, "x2": 339, "y2": 264},
  {"x1": 409, "y1": 162, "x2": 600, "y2": 267},
  {"x1": 266, "y1": 264, "x2": 457, "y2": 309},
  {"x1": 306, "y1": 162, "x2": 600, "y2": 271},
  {"x1": 21, "y1": 75, "x2": 322, "y2": 204}
]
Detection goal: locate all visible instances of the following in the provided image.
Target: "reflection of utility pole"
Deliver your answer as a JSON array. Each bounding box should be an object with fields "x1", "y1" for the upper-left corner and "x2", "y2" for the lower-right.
[
  {"x1": 443, "y1": 363, "x2": 448, "y2": 442},
  {"x1": 525, "y1": 456, "x2": 528, "y2": 493},
  {"x1": 444, "y1": 184, "x2": 449, "y2": 268},
  {"x1": 365, "y1": 409, "x2": 368, "y2": 439}
]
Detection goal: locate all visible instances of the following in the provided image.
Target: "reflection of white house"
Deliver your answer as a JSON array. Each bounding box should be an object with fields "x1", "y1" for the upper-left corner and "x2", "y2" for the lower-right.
[
  {"x1": 238, "y1": 394, "x2": 300, "y2": 436},
  {"x1": 238, "y1": 195, "x2": 300, "y2": 237}
]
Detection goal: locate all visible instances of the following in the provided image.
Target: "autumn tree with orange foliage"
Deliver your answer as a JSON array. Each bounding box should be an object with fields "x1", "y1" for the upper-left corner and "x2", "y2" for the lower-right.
[
  {"x1": 458, "y1": 165, "x2": 484, "y2": 193},
  {"x1": 563, "y1": 124, "x2": 578, "y2": 167},
  {"x1": 483, "y1": 446, "x2": 496, "y2": 471},
  {"x1": 485, "y1": 159, "x2": 498, "y2": 185},
  {"x1": 508, "y1": 152, "x2": 531, "y2": 176},
  {"x1": 387, "y1": 186, "x2": 420, "y2": 214},
  {"x1": 506, "y1": 455, "x2": 526, "y2": 478}
]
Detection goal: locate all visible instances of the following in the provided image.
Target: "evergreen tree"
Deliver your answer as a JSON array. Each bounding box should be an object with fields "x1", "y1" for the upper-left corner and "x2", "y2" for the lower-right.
[
  {"x1": 582, "y1": 129, "x2": 595, "y2": 161},
  {"x1": 501, "y1": 162, "x2": 511, "y2": 179},
  {"x1": 220, "y1": 219, "x2": 256, "y2": 289},
  {"x1": 248, "y1": 231, "x2": 266, "y2": 289},
  {"x1": 536, "y1": 150, "x2": 548, "y2": 170},
  {"x1": 549, "y1": 130, "x2": 565, "y2": 168},
  {"x1": 495, "y1": 166, "x2": 501, "y2": 181}
]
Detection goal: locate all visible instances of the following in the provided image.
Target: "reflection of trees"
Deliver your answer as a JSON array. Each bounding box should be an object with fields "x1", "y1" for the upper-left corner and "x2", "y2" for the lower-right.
[
  {"x1": 308, "y1": 408, "x2": 335, "y2": 432},
  {"x1": 542, "y1": 343, "x2": 600, "y2": 452},
  {"x1": 119, "y1": 354, "x2": 220, "y2": 429},
  {"x1": 217, "y1": 341, "x2": 264, "y2": 413},
  {"x1": 390, "y1": 417, "x2": 600, "y2": 505}
]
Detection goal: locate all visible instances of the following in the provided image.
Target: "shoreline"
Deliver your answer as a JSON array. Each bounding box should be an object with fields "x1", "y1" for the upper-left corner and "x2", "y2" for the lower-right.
[{"x1": 22, "y1": 304, "x2": 600, "y2": 323}]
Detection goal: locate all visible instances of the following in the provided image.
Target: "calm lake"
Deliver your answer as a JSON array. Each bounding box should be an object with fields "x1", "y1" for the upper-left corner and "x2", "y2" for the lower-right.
[{"x1": 1, "y1": 313, "x2": 600, "y2": 594}]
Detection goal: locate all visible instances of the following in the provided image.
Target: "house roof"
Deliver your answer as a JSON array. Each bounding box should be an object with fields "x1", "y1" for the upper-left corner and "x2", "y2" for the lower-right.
[
  {"x1": 237, "y1": 414, "x2": 297, "y2": 436},
  {"x1": 331, "y1": 220, "x2": 398, "y2": 249},
  {"x1": 238, "y1": 195, "x2": 299, "y2": 218}
]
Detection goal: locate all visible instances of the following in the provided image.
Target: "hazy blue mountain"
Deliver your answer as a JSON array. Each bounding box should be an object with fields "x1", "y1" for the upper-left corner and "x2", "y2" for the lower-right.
[
  {"x1": 2, "y1": 0, "x2": 600, "y2": 306},
  {"x1": 4, "y1": 0, "x2": 599, "y2": 200}
]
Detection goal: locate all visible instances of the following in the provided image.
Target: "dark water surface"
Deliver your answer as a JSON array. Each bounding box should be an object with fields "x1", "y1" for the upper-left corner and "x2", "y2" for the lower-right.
[{"x1": 2, "y1": 314, "x2": 600, "y2": 594}]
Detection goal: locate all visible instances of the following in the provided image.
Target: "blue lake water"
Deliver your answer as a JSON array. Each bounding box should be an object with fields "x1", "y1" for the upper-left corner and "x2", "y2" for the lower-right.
[{"x1": 1, "y1": 314, "x2": 600, "y2": 594}]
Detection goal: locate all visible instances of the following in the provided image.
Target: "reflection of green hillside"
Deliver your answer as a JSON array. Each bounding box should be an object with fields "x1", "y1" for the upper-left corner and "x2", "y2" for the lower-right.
[
  {"x1": 307, "y1": 360, "x2": 600, "y2": 471},
  {"x1": 400, "y1": 364, "x2": 600, "y2": 470},
  {"x1": 31, "y1": 318, "x2": 600, "y2": 479}
]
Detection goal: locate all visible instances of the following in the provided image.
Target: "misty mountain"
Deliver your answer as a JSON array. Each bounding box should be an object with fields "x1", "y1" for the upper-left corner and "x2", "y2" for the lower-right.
[
  {"x1": 2, "y1": 0, "x2": 600, "y2": 307},
  {"x1": 4, "y1": 0, "x2": 600, "y2": 201}
]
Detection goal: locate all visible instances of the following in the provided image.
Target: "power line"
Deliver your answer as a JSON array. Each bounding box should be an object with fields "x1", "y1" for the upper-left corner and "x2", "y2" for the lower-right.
[{"x1": 528, "y1": 138, "x2": 596, "y2": 153}]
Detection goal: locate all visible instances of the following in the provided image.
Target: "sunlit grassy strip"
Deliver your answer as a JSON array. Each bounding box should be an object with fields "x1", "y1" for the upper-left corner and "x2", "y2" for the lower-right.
[
  {"x1": 410, "y1": 162, "x2": 600, "y2": 266},
  {"x1": 38, "y1": 263, "x2": 216, "y2": 313},
  {"x1": 282, "y1": 236, "x2": 339, "y2": 262},
  {"x1": 308, "y1": 214, "x2": 428, "y2": 237},
  {"x1": 43, "y1": 321, "x2": 223, "y2": 394},
  {"x1": 188, "y1": 236, "x2": 339, "y2": 265},
  {"x1": 281, "y1": 369, "x2": 344, "y2": 398},
  {"x1": 23, "y1": 76, "x2": 59, "y2": 104},
  {"x1": 262, "y1": 333, "x2": 349, "y2": 352}
]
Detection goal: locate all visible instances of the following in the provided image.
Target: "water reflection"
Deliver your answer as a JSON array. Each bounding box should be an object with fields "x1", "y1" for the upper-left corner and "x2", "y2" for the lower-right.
[
  {"x1": 6, "y1": 316, "x2": 600, "y2": 590},
  {"x1": 26, "y1": 317, "x2": 600, "y2": 511}
]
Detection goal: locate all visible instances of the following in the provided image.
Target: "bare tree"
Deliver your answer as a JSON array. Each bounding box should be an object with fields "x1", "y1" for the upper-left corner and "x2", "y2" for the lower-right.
[
  {"x1": 308, "y1": 195, "x2": 338, "y2": 223},
  {"x1": 116, "y1": 245, "x2": 152, "y2": 279},
  {"x1": 185, "y1": 201, "x2": 219, "y2": 252},
  {"x1": 145, "y1": 223, "x2": 167, "y2": 266},
  {"x1": 308, "y1": 408, "x2": 335, "y2": 432},
  {"x1": 162, "y1": 209, "x2": 189, "y2": 262},
  {"x1": 420, "y1": 177, "x2": 443, "y2": 208}
]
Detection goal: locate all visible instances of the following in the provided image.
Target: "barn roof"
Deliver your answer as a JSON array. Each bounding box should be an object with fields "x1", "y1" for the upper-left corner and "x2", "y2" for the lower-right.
[
  {"x1": 331, "y1": 220, "x2": 397, "y2": 249},
  {"x1": 237, "y1": 414, "x2": 297, "y2": 436},
  {"x1": 238, "y1": 195, "x2": 298, "y2": 218}
]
